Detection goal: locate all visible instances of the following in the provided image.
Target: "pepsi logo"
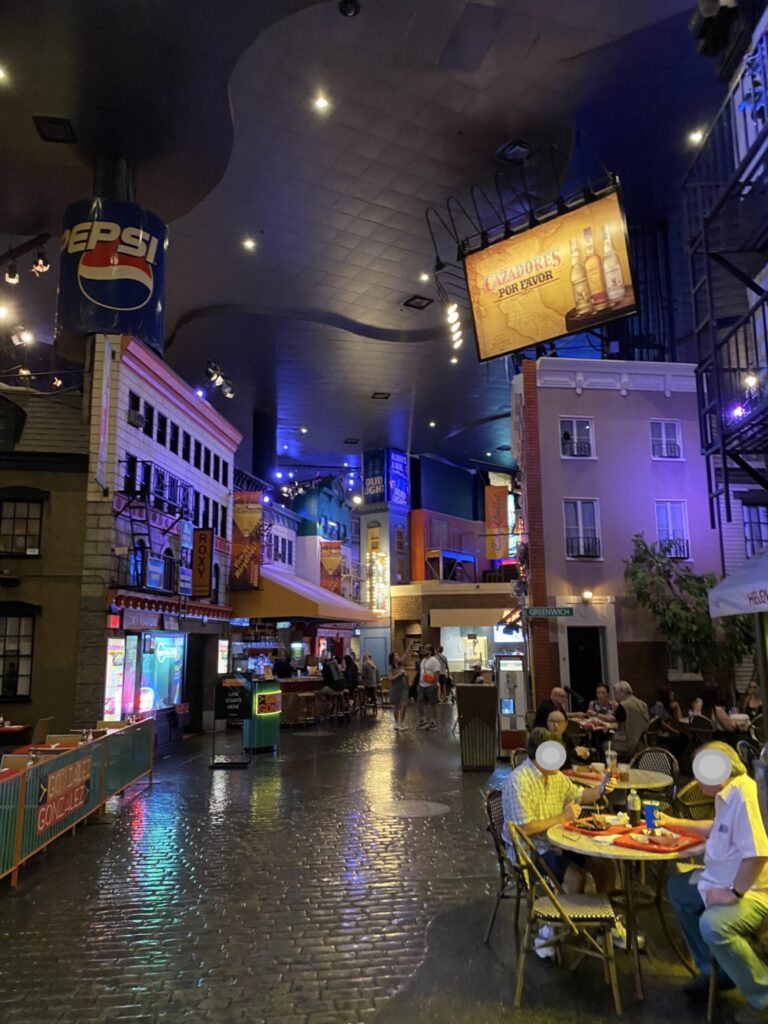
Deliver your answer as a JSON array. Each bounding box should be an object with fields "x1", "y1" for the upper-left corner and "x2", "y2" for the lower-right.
[{"x1": 77, "y1": 238, "x2": 154, "y2": 312}]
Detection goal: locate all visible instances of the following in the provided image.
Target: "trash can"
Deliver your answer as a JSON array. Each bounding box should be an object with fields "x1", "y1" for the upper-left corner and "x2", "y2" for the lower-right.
[
  {"x1": 243, "y1": 678, "x2": 282, "y2": 753},
  {"x1": 456, "y1": 684, "x2": 498, "y2": 771}
]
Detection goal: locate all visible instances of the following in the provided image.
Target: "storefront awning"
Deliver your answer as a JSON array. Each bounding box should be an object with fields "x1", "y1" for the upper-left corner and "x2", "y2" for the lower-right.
[
  {"x1": 429, "y1": 608, "x2": 511, "y2": 627},
  {"x1": 708, "y1": 549, "x2": 768, "y2": 617},
  {"x1": 229, "y1": 566, "x2": 383, "y2": 623}
]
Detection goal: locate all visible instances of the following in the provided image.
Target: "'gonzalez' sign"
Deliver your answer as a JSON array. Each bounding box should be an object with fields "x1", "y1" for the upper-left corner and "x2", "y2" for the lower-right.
[
  {"x1": 36, "y1": 758, "x2": 92, "y2": 834},
  {"x1": 55, "y1": 198, "x2": 168, "y2": 354},
  {"x1": 192, "y1": 528, "x2": 213, "y2": 597}
]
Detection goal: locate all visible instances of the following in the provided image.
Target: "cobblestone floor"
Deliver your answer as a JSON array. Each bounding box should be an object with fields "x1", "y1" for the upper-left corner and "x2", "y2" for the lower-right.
[{"x1": 0, "y1": 704, "x2": 746, "y2": 1023}]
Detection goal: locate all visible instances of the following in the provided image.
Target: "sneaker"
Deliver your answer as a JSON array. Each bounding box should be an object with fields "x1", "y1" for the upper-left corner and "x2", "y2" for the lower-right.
[
  {"x1": 610, "y1": 918, "x2": 646, "y2": 951},
  {"x1": 735, "y1": 1004, "x2": 768, "y2": 1024},
  {"x1": 684, "y1": 975, "x2": 735, "y2": 1001},
  {"x1": 417, "y1": 721, "x2": 428, "y2": 730},
  {"x1": 427, "y1": 722, "x2": 437, "y2": 731}
]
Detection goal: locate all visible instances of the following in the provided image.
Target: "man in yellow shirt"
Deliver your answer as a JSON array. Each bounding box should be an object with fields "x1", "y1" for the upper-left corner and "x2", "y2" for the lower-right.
[{"x1": 664, "y1": 742, "x2": 768, "y2": 1020}]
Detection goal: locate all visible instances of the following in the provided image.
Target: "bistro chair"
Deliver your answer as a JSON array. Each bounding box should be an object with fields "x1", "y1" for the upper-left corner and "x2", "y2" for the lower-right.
[
  {"x1": 509, "y1": 823, "x2": 622, "y2": 1016},
  {"x1": 736, "y1": 738, "x2": 760, "y2": 777},
  {"x1": 674, "y1": 779, "x2": 715, "y2": 821},
  {"x1": 630, "y1": 746, "x2": 679, "y2": 810},
  {"x1": 483, "y1": 788, "x2": 527, "y2": 943},
  {"x1": 689, "y1": 714, "x2": 715, "y2": 750},
  {"x1": 642, "y1": 716, "x2": 662, "y2": 746},
  {"x1": 29, "y1": 717, "x2": 55, "y2": 745},
  {"x1": 524, "y1": 710, "x2": 536, "y2": 732},
  {"x1": 510, "y1": 748, "x2": 528, "y2": 768},
  {"x1": 751, "y1": 713, "x2": 764, "y2": 745}
]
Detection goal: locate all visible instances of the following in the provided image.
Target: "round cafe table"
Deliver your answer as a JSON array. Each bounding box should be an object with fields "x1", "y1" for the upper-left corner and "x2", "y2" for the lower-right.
[
  {"x1": 547, "y1": 823, "x2": 703, "y2": 1001},
  {"x1": 565, "y1": 767, "x2": 673, "y2": 790}
]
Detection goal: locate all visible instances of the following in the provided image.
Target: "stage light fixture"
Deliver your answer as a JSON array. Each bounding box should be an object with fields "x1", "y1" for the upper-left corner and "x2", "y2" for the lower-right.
[
  {"x1": 242, "y1": 237, "x2": 257, "y2": 252},
  {"x1": 352, "y1": 495, "x2": 363, "y2": 505},
  {"x1": 450, "y1": 357, "x2": 458, "y2": 364},
  {"x1": 52, "y1": 376, "x2": 63, "y2": 388},
  {"x1": 688, "y1": 128, "x2": 704, "y2": 146},
  {"x1": 31, "y1": 250, "x2": 50, "y2": 275},
  {"x1": 300, "y1": 426, "x2": 308, "y2": 434},
  {"x1": 5, "y1": 262, "x2": 19, "y2": 285},
  {"x1": 429, "y1": 420, "x2": 436, "y2": 428}
]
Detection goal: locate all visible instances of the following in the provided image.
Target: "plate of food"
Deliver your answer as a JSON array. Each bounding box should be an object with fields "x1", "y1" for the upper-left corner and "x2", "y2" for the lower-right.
[
  {"x1": 565, "y1": 815, "x2": 632, "y2": 836},
  {"x1": 613, "y1": 827, "x2": 703, "y2": 853}
]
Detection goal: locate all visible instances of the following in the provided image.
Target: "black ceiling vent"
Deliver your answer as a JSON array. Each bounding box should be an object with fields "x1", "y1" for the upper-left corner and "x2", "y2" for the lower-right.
[
  {"x1": 344, "y1": 437, "x2": 359, "y2": 445},
  {"x1": 371, "y1": 391, "x2": 391, "y2": 400},
  {"x1": 403, "y1": 294, "x2": 433, "y2": 310},
  {"x1": 32, "y1": 116, "x2": 77, "y2": 144}
]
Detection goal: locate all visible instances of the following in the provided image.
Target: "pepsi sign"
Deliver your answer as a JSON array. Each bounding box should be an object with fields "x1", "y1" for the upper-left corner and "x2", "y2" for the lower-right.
[{"x1": 56, "y1": 198, "x2": 168, "y2": 354}]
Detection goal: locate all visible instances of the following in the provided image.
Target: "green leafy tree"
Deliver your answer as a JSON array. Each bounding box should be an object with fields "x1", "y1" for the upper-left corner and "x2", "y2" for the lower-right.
[{"x1": 623, "y1": 534, "x2": 754, "y2": 689}]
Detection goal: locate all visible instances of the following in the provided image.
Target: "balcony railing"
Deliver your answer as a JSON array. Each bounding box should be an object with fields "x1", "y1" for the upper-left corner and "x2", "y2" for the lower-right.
[
  {"x1": 660, "y1": 537, "x2": 690, "y2": 560},
  {"x1": 561, "y1": 439, "x2": 592, "y2": 458},
  {"x1": 652, "y1": 441, "x2": 681, "y2": 459},
  {"x1": 119, "y1": 459, "x2": 193, "y2": 518},
  {"x1": 112, "y1": 549, "x2": 179, "y2": 593},
  {"x1": 565, "y1": 535, "x2": 601, "y2": 559}
]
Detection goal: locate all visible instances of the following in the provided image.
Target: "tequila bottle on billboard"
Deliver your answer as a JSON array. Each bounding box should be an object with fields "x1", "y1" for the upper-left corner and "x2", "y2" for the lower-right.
[
  {"x1": 582, "y1": 226, "x2": 609, "y2": 310},
  {"x1": 602, "y1": 224, "x2": 626, "y2": 305},
  {"x1": 569, "y1": 238, "x2": 593, "y2": 315}
]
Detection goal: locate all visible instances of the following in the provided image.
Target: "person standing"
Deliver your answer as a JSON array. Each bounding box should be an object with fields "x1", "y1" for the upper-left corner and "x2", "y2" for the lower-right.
[
  {"x1": 664, "y1": 743, "x2": 768, "y2": 1019},
  {"x1": 388, "y1": 650, "x2": 410, "y2": 731},
  {"x1": 361, "y1": 652, "x2": 378, "y2": 707},
  {"x1": 417, "y1": 645, "x2": 442, "y2": 731},
  {"x1": 436, "y1": 645, "x2": 451, "y2": 703},
  {"x1": 608, "y1": 680, "x2": 649, "y2": 758}
]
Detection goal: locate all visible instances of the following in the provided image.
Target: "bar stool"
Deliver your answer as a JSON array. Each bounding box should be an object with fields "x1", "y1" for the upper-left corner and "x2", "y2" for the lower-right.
[
  {"x1": 364, "y1": 688, "x2": 378, "y2": 716},
  {"x1": 352, "y1": 689, "x2": 367, "y2": 717},
  {"x1": 294, "y1": 692, "x2": 318, "y2": 728}
]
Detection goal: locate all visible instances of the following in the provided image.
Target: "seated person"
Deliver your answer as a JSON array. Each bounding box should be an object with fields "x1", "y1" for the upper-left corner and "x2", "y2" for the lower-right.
[
  {"x1": 650, "y1": 686, "x2": 683, "y2": 722},
  {"x1": 588, "y1": 683, "x2": 616, "y2": 720},
  {"x1": 533, "y1": 686, "x2": 569, "y2": 727},
  {"x1": 546, "y1": 708, "x2": 590, "y2": 768},
  {"x1": 742, "y1": 681, "x2": 764, "y2": 722},
  {"x1": 608, "y1": 680, "x2": 649, "y2": 758},
  {"x1": 470, "y1": 664, "x2": 485, "y2": 684},
  {"x1": 701, "y1": 684, "x2": 738, "y2": 735},
  {"x1": 272, "y1": 650, "x2": 294, "y2": 679},
  {"x1": 318, "y1": 655, "x2": 345, "y2": 700},
  {"x1": 502, "y1": 727, "x2": 615, "y2": 894},
  {"x1": 664, "y1": 742, "x2": 768, "y2": 1018}
]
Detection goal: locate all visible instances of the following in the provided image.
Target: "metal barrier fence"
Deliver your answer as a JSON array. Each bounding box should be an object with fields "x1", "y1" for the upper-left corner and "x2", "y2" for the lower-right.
[{"x1": 0, "y1": 719, "x2": 153, "y2": 887}]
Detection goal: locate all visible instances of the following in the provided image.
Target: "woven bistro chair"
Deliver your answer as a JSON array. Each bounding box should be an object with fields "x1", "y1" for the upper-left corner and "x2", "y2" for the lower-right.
[
  {"x1": 630, "y1": 746, "x2": 679, "y2": 811},
  {"x1": 751, "y1": 713, "x2": 764, "y2": 745},
  {"x1": 736, "y1": 738, "x2": 760, "y2": 777},
  {"x1": 674, "y1": 779, "x2": 715, "y2": 821},
  {"x1": 689, "y1": 714, "x2": 716, "y2": 750},
  {"x1": 483, "y1": 788, "x2": 527, "y2": 942},
  {"x1": 510, "y1": 748, "x2": 528, "y2": 768},
  {"x1": 509, "y1": 823, "x2": 622, "y2": 1016}
]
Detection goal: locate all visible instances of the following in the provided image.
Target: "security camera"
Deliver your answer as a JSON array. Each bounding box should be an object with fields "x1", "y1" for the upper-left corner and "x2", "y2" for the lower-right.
[{"x1": 338, "y1": 0, "x2": 360, "y2": 16}]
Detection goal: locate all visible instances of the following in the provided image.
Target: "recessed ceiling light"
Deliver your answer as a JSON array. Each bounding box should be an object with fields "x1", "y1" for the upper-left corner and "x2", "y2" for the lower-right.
[
  {"x1": 283, "y1": 443, "x2": 289, "y2": 451},
  {"x1": 446, "y1": 303, "x2": 458, "y2": 315},
  {"x1": 242, "y1": 237, "x2": 256, "y2": 251},
  {"x1": 0, "y1": 67, "x2": 7, "y2": 83},
  {"x1": 419, "y1": 272, "x2": 429, "y2": 283},
  {"x1": 447, "y1": 309, "x2": 459, "y2": 325},
  {"x1": 452, "y1": 337, "x2": 463, "y2": 349},
  {"x1": 352, "y1": 495, "x2": 363, "y2": 506},
  {"x1": 450, "y1": 356, "x2": 458, "y2": 364},
  {"x1": 429, "y1": 420, "x2": 436, "y2": 428},
  {"x1": 300, "y1": 426, "x2": 308, "y2": 435},
  {"x1": 0, "y1": 306, "x2": 8, "y2": 319},
  {"x1": 688, "y1": 128, "x2": 704, "y2": 146},
  {"x1": 313, "y1": 93, "x2": 331, "y2": 112},
  {"x1": 485, "y1": 451, "x2": 492, "y2": 457},
  {"x1": 19, "y1": 329, "x2": 33, "y2": 344}
]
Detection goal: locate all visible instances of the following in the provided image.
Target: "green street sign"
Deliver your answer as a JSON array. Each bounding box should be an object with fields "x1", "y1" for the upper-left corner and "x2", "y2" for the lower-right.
[{"x1": 524, "y1": 607, "x2": 574, "y2": 618}]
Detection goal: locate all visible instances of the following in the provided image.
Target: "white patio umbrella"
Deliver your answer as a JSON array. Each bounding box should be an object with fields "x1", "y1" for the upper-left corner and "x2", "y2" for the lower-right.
[{"x1": 708, "y1": 549, "x2": 768, "y2": 618}]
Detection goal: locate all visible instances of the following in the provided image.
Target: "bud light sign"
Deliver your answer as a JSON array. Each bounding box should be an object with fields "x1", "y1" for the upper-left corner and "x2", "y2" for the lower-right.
[{"x1": 56, "y1": 198, "x2": 167, "y2": 354}]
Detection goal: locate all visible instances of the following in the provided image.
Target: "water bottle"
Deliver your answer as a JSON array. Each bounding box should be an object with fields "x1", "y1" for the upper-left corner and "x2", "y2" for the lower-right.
[{"x1": 627, "y1": 788, "x2": 642, "y2": 827}]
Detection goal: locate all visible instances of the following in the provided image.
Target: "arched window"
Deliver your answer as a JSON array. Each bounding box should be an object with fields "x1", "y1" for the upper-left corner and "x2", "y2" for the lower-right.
[
  {"x1": 163, "y1": 547, "x2": 176, "y2": 592},
  {"x1": 212, "y1": 563, "x2": 220, "y2": 604}
]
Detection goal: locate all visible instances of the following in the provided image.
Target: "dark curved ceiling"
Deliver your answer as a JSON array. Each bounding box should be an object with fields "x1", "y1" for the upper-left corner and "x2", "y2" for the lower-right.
[{"x1": 0, "y1": 0, "x2": 725, "y2": 477}]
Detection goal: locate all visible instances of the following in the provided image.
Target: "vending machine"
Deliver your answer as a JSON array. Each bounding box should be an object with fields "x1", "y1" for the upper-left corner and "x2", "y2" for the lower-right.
[{"x1": 495, "y1": 653, "x2": 528, "y2": 738}]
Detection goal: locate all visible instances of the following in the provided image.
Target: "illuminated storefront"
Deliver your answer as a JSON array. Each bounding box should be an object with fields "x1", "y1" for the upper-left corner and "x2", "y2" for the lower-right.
[{"x1": 102, "y1": 631, "x2": 186, "y2": 719}]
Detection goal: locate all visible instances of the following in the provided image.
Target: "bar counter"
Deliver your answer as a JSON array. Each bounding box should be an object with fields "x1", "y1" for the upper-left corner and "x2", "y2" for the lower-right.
[{"x1": 276, "y1": 675, "x2": 324, "y2": 725}]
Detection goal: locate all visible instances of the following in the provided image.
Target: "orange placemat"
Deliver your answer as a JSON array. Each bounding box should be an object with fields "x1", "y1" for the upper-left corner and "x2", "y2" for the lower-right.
[
  {"x1": 564, "y1": 819, "x2": 632, "y2": 836},
  {"x1": 563, "y1": 769, "x2": 603, "y2": 784},
  {"x1": 613, "y1": 827, "x2": 702, "y2": 853}
]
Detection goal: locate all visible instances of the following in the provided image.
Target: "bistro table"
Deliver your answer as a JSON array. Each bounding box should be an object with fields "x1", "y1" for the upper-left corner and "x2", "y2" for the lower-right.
[
  {"x1": 0, "y1": 723, "x2": 32, "y2": 746},
  {"x1": 547, "y1": 823, "x2": 703, "y2": 1000},
  {"x1": 564, "y1": 767, "x2": 673, "y2": 790}
]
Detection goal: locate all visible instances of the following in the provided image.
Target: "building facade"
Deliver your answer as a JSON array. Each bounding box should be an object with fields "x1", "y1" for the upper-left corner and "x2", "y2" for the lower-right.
[{"x1": 513, "y1": 357, "x2": 721, "y2": 705}]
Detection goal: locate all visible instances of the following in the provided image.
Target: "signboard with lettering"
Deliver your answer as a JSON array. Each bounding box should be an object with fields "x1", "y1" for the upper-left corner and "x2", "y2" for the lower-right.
[
  {"x1": 145, "y1": 554, "x2": 166, "y2": 591},
  {"x1": 524, "y1": 607, "x2": 574, "y2": 618},
  {"x1": 465, "y1": 188, "x2": 636, "y2": 360},
  {"x1": 363, "y1": 450, "x2": 386, "y2": 504},
  {"x1": 485, "y1": 485, "x2": 508, "y2": 560},
  {"x1": 192, "y1": 528, "x2": 213, "y2": 598},
  {"x1": 256, "y1": 692, "x2": 282, "y2": 715},
  {"x1": 36, "y1": 757, "x2": 92, "y2": 834},
  {"x1": 214, "y1": 677, "x2": 253, "y2": 720},
  {"x1": 388, "y1": 449, "x2": 410, "y2": 508}
]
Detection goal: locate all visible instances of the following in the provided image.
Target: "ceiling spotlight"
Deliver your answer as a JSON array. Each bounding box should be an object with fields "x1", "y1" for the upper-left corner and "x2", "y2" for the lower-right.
[
  {"x1": 19, "y1": 329, "x2": 33, "y2": 344},
  {"x1": 485, "y1": 451, "x2": 492, "y2": 457},
  {"x1": 450, "y1": 356, "x2": 458, "y2": 364},
  {"x1": 18, "y1": 367, "x2": 31, "y2": 377},
  {"x1": 582, "y1": 589, "x2": 594, "y2": 603},
  {"x1": 5, "y1": 262, "x2": 19, "y2": 286},
  {"x1": 446, "y1": 309, "x2": 459, "y2": 325},
  {"x1": 52, "y1": 376, "x2": 63, "y2": 388},
  {"x1": 688, "y1": 128, "x2": 704, "y2": 146},
  {"x1": 0, "y1": 306, "x2": 8, "y2": 319},
  {"x1": 283, "y1": 443, "x2": 289, "y2": 451},
  {"x1": 419, "y1": 272, "x2": 429, "y2": 283},
  {"x1": 195, "y1": 389, "x2": 205, "y2": 398},
  {"x1": 288, "y1": 472, "x2": 294, "y2": 479},
  {"x1": 429, "y1": 420, "x2": 436, "y2": 428},
  {"x1": 0, "y1": 67, "x2": 7, "y2": 83},
  {"x1": 446, "y1": 302, "x2": 458, "y2": 315},
  {"x1": 452, "y1": 337, "x2": 463, "y2": 349},
  {"x1": 31, "y1": 250, "x2": 50, "y2": 275},
  {"x1": 275, "y1": 471, "x2": 283, "y2": 480},
  {"x1": 338, "y1": 0, "x2": 361, "y2": 15},
  {"x1": 242, "y1": 237, "x2": 256, "y2": 252},
  {"x1": 313, "y1": 93, "x2": 331, "y2": 112},
  {"x1": 300, "y1": 426, "x2": 308, "y2": 435},
  {"x1": 352, "y1": 495, "x2": 363, "y2": 505},
  {"x1": 746, "y1": 373, "x2": 759, "y2": 388},
  {"x1": 263, "y1": 495, "x2": 271, "y2": 505}
]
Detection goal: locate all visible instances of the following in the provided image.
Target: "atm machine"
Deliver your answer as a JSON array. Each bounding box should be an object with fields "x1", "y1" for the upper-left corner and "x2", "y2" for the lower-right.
[{"x1": 495, "y1": 652, "x2": 528, "y2": 753}]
